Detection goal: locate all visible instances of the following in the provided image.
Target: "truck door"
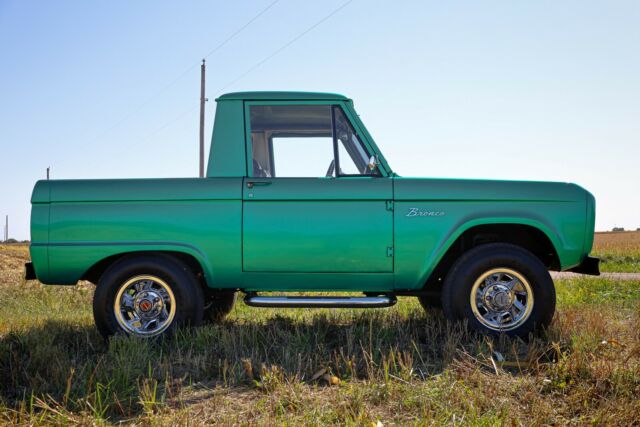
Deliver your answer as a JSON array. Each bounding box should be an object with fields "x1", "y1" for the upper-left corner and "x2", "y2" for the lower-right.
[{"x1": 242, "y1": 102, "x2": 393, "y2": 274}]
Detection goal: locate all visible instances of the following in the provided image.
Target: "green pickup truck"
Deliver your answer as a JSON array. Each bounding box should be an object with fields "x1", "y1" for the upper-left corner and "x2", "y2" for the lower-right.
[{"x1": 26, "y1": 91, "x2": 599, "y2": 339}]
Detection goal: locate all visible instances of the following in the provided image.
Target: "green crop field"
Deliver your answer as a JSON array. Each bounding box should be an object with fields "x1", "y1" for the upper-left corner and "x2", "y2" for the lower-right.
[{"x1": 1, "y1": 244, "x2": 639, "y2": 425}]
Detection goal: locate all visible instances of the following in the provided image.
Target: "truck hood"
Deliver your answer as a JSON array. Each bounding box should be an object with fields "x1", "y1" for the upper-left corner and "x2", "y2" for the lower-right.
[{"x1": 393, "y1": 177, "x2": 588, "y2": 202}]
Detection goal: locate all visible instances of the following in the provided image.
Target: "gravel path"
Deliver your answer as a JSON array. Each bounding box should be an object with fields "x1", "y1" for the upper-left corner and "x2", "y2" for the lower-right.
[{"x1": 551, "y1": 271, "x2": 640, "y2": 280}]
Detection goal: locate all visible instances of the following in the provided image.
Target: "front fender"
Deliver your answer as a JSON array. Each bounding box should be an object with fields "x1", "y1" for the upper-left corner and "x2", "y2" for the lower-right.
[
  {"x1": 420, "y1": 217, "x2": 560, "y2": 284},
  {"x1": 393, "y1": 200, "x2": 586, "y2": 290}
]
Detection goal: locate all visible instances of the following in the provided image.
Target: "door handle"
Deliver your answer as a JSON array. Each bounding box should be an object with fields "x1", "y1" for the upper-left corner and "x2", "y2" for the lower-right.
[{"x1": 246, "y1": 181, "x2": 272, "y2": 189}]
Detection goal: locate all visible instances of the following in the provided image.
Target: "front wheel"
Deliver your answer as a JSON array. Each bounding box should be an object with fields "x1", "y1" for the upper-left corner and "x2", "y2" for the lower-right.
[
  {"x1": 442, "y1": 243, "x2": 555, "y2": 338},
  {"x1": 417, "y1": 293, "x2": 442, "y2": 311},
  {"x1": 93, "y1": 255, "x2": 204, "y2": 339}
]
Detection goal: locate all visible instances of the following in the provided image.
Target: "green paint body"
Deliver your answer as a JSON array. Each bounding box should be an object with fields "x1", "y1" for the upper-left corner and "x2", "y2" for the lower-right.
[{"x1": 29, "y1": 92, "x2": 596, "y2": 292}]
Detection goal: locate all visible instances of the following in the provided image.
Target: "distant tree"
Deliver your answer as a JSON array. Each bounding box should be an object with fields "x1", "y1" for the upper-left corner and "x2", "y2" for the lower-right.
[
  {"x1": 5, "y1": 238, "x2": 18, "y2": 243},
  {"x1": 612, "y1": 227, "x2": 625, "y2": 232}
]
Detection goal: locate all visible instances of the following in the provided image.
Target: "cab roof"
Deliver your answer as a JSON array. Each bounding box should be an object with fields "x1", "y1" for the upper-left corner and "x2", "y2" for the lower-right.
[{"x1": 216, "y1": 91, "x2": 350, "y2": 102}]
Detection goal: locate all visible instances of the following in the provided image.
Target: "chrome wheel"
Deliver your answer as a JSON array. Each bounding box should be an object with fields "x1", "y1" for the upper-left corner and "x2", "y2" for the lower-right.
[
  {"x1": 114, "y1": 275, "x2": 176, "y2": 337},
  {"x1": 470, "y1": 268, "x2": 534, "y2": 331}
]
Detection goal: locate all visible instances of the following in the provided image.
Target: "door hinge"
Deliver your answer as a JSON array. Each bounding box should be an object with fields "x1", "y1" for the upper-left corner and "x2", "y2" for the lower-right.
[
  {"x1": 386, "y1": 246, "x2": 394, "y2": 257},
  {"x1": 386, "y1": 200, "x2": 394, "y2": 211}
]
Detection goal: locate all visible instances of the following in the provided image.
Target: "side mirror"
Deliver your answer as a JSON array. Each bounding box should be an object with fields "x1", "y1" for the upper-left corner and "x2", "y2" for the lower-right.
[{"x1": 368, "y1": 155, "x2": 378, "y2": 171}]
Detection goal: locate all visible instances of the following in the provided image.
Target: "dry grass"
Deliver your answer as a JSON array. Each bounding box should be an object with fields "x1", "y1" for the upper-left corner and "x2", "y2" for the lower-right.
[
  {"x1": 593, "y1": 231, "x2": 640, "y2": 272},
  {"x1": 1, "y1": 244, "x2": 639, "y2": 425}
]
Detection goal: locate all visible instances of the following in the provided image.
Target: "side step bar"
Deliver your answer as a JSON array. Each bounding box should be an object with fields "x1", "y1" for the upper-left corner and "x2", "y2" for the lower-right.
[{"x1": 244, "y1": 294, "x2": 397, "y2": 308}]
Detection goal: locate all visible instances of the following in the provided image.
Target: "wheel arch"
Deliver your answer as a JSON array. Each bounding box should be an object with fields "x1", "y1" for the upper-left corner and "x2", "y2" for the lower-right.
[
  {"x1": 422, "y1": 220, "x2": 561, "y2": 290},
  {"x1": 81, "y1": 250, "x2": 211, "y2": 289}
]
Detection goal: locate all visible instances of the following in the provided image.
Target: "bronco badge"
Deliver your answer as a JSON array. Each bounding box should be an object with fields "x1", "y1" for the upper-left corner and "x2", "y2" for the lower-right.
[{"x1": 406, "y1": 208, "x2": 445, "y2": 217}]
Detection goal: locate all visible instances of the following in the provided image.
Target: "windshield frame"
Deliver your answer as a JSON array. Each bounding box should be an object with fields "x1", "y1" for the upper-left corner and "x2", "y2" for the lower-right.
[{"x1": 331, "y1": 105, "x2": 381, "y2": 178}]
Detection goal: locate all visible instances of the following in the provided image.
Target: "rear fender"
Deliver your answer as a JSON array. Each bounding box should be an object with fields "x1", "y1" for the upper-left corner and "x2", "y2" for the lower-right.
[{"x1": 38, "y1": 242, "x2": 214, "y2": 286}]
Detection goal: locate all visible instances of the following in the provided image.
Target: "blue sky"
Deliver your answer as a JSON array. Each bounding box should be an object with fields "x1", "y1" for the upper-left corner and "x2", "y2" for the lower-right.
[{"x1": 1, "y1": 0, "x2": 639, "y2": 240}]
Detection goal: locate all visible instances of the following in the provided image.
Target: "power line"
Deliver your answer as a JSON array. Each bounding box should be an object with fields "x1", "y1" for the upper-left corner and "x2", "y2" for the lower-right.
[
  {"x1": 137, "y1": 0, "x2": 354, "y2": 142},
  {"x1": 141, "y1": 104, "x2": 200, "y2": 141},
  {"x1": 90, "y1": 0, "x2": 280, "y2": 143},
  {"x1": 202, "y1": 0, "x2": 280, "y2": 60},
  {"x1": 216, "y1": 0, "x2": 354, "y2": 94}
]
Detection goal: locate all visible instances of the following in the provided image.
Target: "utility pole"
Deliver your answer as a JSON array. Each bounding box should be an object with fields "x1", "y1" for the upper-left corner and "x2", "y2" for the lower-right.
[
  {"x1": 4, "y1": 215, "x2": 7, "y2": 242},
  {"x1": 199, "y1": 59, "x2": 206, "y2": 178},
  {"x1": 46, "y1": 167, "x2": 50, "y2": 180}
]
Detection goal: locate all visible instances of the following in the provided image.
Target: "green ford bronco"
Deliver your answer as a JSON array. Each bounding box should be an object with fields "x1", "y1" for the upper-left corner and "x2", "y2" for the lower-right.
[{"x1": 26, "y1": 91, "x2": 599, "y2": 339}]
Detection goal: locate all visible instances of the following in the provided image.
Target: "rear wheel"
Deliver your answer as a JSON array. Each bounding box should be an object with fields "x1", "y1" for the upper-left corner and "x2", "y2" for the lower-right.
[
  {"x1": 93, "y1": 255, "x2": 204, "y2": 338},
  {"x1": 203, "y1": 291, "x2": 236, "y2": 323},
  {"x1": 442, "y1": 243, "x2": 555, "y2": 338}
]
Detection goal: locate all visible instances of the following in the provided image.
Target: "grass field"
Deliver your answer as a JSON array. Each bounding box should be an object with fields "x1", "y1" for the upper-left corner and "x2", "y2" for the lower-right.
[{"x1": 1, "y1": 243, "x2": 639, "y2": 425}]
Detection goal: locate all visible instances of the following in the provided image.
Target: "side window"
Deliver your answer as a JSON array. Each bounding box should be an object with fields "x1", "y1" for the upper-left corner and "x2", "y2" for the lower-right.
[
  {"x1": 248, "y1": 104, "x2": 380, "y2": 178},
  {"x1": 249, "y1": 105, "x2": 335, "y2": 178}
]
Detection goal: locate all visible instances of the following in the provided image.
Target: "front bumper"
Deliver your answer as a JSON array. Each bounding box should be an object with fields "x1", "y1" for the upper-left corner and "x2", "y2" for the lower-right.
[
  {"x1": 25, "y1": 262, "x2": 36, "y2": 280},
  {"x1": 568, "y1": 256, "x2": 600, "y2": 276}
]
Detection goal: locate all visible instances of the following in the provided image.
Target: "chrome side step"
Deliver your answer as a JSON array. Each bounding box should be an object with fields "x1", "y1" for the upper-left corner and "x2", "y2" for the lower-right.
[{"x1": 244, "y1": 294, "x2": 397, "y2": 309}]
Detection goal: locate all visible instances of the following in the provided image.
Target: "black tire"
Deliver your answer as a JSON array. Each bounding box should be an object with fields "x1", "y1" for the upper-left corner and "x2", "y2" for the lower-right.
[
  {"x1": 418, "y1": 294, "x2": 442, "y2": 311},
  {"x1": 93, "y1": 254, "x2": 204, "y2": 339},
  {"x1": 203, "y1": 291, "x2": 236, "y2": 323},
  {"x1": 442, "y1": 243, "x2": 555, "y2": 338}
]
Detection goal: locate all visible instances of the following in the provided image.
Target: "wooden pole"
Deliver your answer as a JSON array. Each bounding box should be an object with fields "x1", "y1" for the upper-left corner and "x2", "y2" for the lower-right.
[{"x1": 199, "y1": 59, "x2": 206, "y2": 178}]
